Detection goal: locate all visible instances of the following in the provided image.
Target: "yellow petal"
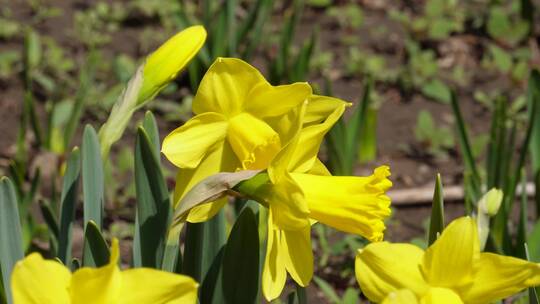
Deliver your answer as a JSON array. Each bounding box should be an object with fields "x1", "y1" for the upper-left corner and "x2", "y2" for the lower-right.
[
  {"x1": 193, "y1": 57, "x2": 265, "y2": 116},
  {"x1": 244, "y1": 82, "x2": 312, "y2": 117},
  {"x1": 162, "y1": 113, "x2": 228, "y2": 169},
  {"x1": 227, "y1": 113, "x2": 281, "y2": 170},
  {"x1": 461, "y1": 253, "x2": 540, "y2": 304},
  {"x1": 381, "y1": 289, "x2": 419, "y2": 304},
  {"x1": 420, "y1": 287, "x2": 463, "y2": 304},
  {"x1": 266, "y1": 102, "x2": 307, "y2": 183},
  {"x1": 255, "y1": 101, "x2": 309, "y2": 230},
  {"x1": 120, "y1": 269, "x2": 198, "y2": 304},
  {"x1": 265, "y1": 104, "x2": 307, "y2": 150},
  {"x1": 11, "y1": 253, "x2": 71, "y2": 304},
  {"x1": 303, "y1": 95, "x2": 351, "y2": 126},
  {"x1": 139, "y1": 26, "x2": 207, "y2": 104},
  {"x1": 288, "y1": 97, "x2": 347, "y2": 173},
  {"x1": 172, "y1": 142, "x2": 238, "y2": 221},
  {"x1": 262, "y1": 215, "x2": 287, "y2": 301},
  {"x1": 292, "y1": 166, "x2": 392, "y2": 241},
  {"x1": 70, "y1": 239, "x2": 122, "y2": 303},
  {"x1": 265, "y1": 174, "x2": 310, "y2": 231},
  {"x1": 421, "y1": 217, "x2": 479, "y2": 290},
  {"x1": 281, "y1": 227, "x2": 313, "y2": 286},
  {"x1": 307, "y1": 158, "x2": 331, "y2": 176},
  {"x1": 355, "y1": 242, "x2": 428, "y2": 302}
]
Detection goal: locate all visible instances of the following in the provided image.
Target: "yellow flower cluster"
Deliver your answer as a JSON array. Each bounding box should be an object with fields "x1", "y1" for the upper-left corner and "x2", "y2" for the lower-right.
[
  {"x1": 11, "y1": 239, "x2": 197, "y2": 303},
  {"x1": 161, "y1": 56, "x2": 393, "y2": 300},
  {"x1": 13, "y1": 22, "x2": 539, "y2": 304},
  {"x1": 356, "y1": 217, "x2": 540, "y2": 303}
]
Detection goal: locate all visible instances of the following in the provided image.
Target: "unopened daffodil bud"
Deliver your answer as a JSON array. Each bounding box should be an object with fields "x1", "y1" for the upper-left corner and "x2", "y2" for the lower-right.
[
  {"x1": 138, "y1": 25, "x2": 207, "y2": 104},
  {"x1": 99, "y1": 26, "x2": 206, "y2": 157},
  {"x1": 478, "y1": 188, "x2": 503, "y2": 216},
  {"x1": 477, "y1": 188, "x2": 503, "y2": 250}
]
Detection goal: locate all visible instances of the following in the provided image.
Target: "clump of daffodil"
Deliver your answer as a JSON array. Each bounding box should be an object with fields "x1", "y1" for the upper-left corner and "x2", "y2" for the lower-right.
[
  {"x1": 355, "y1": 216, "x2": 540, "y2": 303},
  {"x1": 161, "y1": 57, "x2": 315, "y2": 222},
  {"x1": 99, "y1": 25, "x2": 206, "y2": 156},
  {"x1": 235, "y1": 100, "x2": 392, "y2": 301},
  {"x1": 11, "y1": 239, "x2": 198, "y2": 303}
]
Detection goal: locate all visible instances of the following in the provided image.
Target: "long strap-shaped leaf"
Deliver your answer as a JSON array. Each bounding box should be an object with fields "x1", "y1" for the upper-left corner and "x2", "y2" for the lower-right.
[
  {"x1": 82, "y1": 220, "x2": 110, "y2": 267},
  {"x1": 82, "y1": 125, "x2": 104, "y2": 230},
  {"x1": 450, "y1": 91, "x2": 481, "y2": 202},
  {"x1": 0, "y1": 177, "x2": 24, "y2": 304},
  {"x1": 82, "y1": 125, "x2": 104, "y2": 266},
  {"x1": 58, "y1": 147, "x2": 81, "y2": 264},
  {"x1": 133, "y1": 126, "x2": 170, "y2": 268},
  {"x1": 222, "y1": 205, "x2": 260, "y2": 304},
  {"x1": 428, "y1": 174, "x2": 445, "y2": 245},
  {"x1": 183, "y1": 212, "x2": 227, "y2": 304}
]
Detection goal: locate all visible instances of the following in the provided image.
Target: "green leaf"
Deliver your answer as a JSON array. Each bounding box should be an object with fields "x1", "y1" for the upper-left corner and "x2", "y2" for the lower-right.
[
  {"x1": 0, "y1": 177, "x2": 23, "y2": 304},
  {"x1": 528, "y1": 220, "x2": 540, "y2": 262},
  {"x1": 296, "y1": 284, "x2": 307, "y2": 304},
  {"x1": 242, "y1": 0, "x2": 274, "y2": 61},
  {"x1": 0, "y1": 266, "x2": 6, "y2": 304},
  {"x1": 415, "y1": 110, "x2": 435, "y2": 142},
  {"x1": 525, "y1": 244, "x2": 540, "y2": 304},
  {"x1": 358, "y1": 106, "x2": 377, "y2": 163},
  {"x1": 313, "y1": 276, "x2": 341, "y2": 303},
  {"x1": 503, "y1": 90, "x2": 537, "y2": 227},
  {"x1": 161, "y1": 223, "x2": 183, "y2": 273},
  {"x1": 211, "y1": 9, "x2": 227, "y2": 59},
  {"x1": 428, "y1": 174, "x2": 445, "y2": 245},
  {"x1": 38, "y1": 200, "x2": 59, "y2": 241},
  {"x1": 489, "y1": 44, "x2": 513, "y2": 73},
  {"x1": 528, "y1": 70, "x2": 540, "y2": 175},
  {"x1": 142, "y1": 111, "x2": 160, "y2": 156},
  {"x1": 536, "y1": 172, "x2": 540, "y2": 221},
  {"x1": 429, "y1": 19, "x2": 455, "y2": 40},
  {"x1": 340, "y1": 288, "x2": 360, "y2": 304},
  {"x1": 24, "y1": 29, "x2": 41, "y2": 71},
  {"x1": 307, "y1": 0, "x2": 332, "y2": 7},
  {"x1": 516, "y1": 171, "x2": 528, "y2": 258},
  {"x1": 133, "y1": 127, "x2": 170, "y2": 268},
  {"x1": 183, "y1": 211, "x2": 227, "y2": 304},
  {"x1": 421, "y1": 79, "x2": 451, "y2": 103},
  {"x1": 450, "y1": 92, "x2": 481, "y2": 201},
  {"x1": 226, "y1": 0, "x2": 237, "y2": 56},
  {"x1": 222, "y1": 207, "x2": 260, "y2": 304},
  {"x1": 58, "y1": 147, "x2": 81, "y2": 264},
  {"x1": 486, "y1": 97, "x2": 507, "y2": 189},
  {"x1": 291, "y1": 30, "x2": 317, "y2": 82},
  {"x1": 82, "y1": 220, "x2": 110, "y2": 267},
  {"x1": 82, "y1": 125, "x2": 104, "y2": 230},
  {"x1": 65, "y1": 51, "x2": 98, "y2": 150}
]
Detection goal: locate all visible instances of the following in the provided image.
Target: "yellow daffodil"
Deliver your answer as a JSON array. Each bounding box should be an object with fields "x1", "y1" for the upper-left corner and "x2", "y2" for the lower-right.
[
  {"x1": 355, "y1": 216, "x2": 540, "y2": 304},
  {"x1": 11, "y1": 239, "x2": 198, "y2": 304},
  {"x1": 162, "y1": 57, "x2": 314, "y2": 222},
  {"x1": 249, "y1": 98, "x2": 392, "y2": 300},
  {"x1": 99, "y1": 25, "x2": 207, "y2": 156}
]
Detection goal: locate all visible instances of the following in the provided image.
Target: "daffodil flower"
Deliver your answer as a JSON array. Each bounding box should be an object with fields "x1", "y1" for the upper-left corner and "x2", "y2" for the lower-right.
[
  {"x1": 250, "y1": 98, "x2": 392, "y2": 300},
  {"x1": 162, "y1": 57, "x2": 314, "y2": 222},
  {"x1": 11, "y1": 239, "x2": 198, "y2": 304},
  {"x1": 355, "y1": 216, "x2": 540, "y2": 303}
]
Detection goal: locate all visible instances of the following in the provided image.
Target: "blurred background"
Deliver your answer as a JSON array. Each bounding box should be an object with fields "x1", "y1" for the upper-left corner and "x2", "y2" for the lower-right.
[{"x1": 0, "y1": 0, "x2": 539, "y2": 302}]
